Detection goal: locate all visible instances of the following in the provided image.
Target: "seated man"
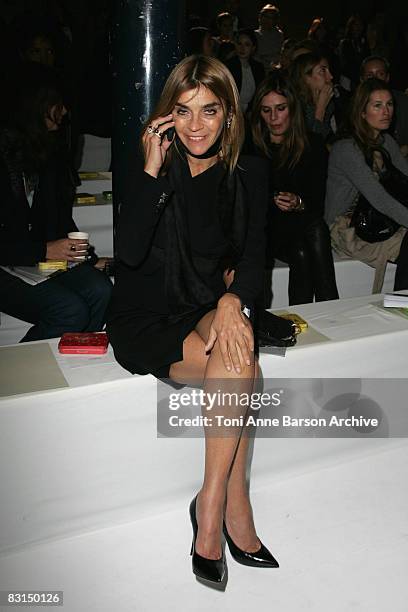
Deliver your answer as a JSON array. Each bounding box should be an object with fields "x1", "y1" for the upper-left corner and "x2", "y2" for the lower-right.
[
  {"x1": 254, "y1": 4, "x2": 284, "y2": 71},
  {"x1": 360, "y1": 55, "x2": 408, "y2": 156},
  {"x1": 0, "y1": 63, "x2": 112, "y2": 342}
]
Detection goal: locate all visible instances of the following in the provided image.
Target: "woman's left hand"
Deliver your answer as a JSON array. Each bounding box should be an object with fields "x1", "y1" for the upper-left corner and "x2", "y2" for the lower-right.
[
  {"x1": 94, "y1": 257, "x2": 111, "y2": 270},
  {"x1": 274, "y1": 191, "x2": 301, "y2": 212},
  {"x1": 205, "y1": 293, "x2": 254, "y2": 373}
]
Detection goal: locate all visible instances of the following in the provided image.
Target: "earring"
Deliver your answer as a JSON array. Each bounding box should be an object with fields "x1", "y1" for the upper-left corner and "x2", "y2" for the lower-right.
[{"x1": 226, "y1": 116, "x2": 232, "y2": 129}]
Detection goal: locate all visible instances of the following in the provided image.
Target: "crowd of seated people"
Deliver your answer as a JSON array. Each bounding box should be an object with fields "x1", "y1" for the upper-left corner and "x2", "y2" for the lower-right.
[
  {"x1": 192, "y1": 4, "x2": 408, "y2": 303},
  {"x1": 2, "y1": 2, "x2": 408, "y2": 346}
]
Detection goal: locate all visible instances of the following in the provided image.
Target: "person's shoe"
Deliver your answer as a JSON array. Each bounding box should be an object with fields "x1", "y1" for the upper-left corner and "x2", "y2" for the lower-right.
[
  {"x1": 223, "y1": 522, "x2": 279, "y2": 568},
  {"x1": 189, "y1": 496, "x2": 226, "y2": 583}
]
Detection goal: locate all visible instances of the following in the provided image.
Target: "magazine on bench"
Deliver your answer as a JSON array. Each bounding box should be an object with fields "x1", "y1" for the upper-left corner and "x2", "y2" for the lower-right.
[
  {"x1": 1, "y1": 265, "x2": 67, "y2": 285},
  {"x1": 383, "y1": 292, "x2": 408, "y2": 308}
]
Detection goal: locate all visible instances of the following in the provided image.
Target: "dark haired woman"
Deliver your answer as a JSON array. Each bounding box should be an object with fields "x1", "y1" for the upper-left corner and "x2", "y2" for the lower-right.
[
  {"x1": 326, "y1": 78, "x2": 408, "y2": 293},
  {"x1": 0, "y1": 63, "x2": 112, "y2": 341},
  {"x1": 225, "y1": 28, "x2": 265, "y2": 113},
  {"x1": 107, "y1": 54, "x2": 278, "y2": 585},
  {"x1": 250, "y1": 71, "x2": 338, "y2": 304}
]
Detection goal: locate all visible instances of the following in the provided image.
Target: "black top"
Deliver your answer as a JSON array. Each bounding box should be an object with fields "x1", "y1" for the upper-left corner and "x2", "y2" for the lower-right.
[
  {"x1": 109, "y1": 154, "x2": 268, "y2": 318},
  {"x1": 250, "y1": 132, "x2": 328, "y2": 255},
  {"x1": 0, "y1": 130, "x2": 79, "y2": 266},
  {"x1": 266, "y1": 133, "x2": 328, "y2": 217},
  {"x1": 225, "y1": 56, "x2": 265, "y2": 98}
]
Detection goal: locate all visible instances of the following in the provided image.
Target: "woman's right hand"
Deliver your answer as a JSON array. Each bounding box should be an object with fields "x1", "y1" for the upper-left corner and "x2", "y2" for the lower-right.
[
  {"x1": 205, "y1": 293, "x2": 254, "y2": 373},
  {"x1": 46, "y1": 238, "x2": 87, "y2": 262},
  {"x1": 142, "y1": 114, "x2": 175, "y2": 178},
  {"x1": 274, "y1": 191, "x2": 301, "y2": 212},
  {"x1": 314, "y1": 84, "x2": 334, "y2": 119}
]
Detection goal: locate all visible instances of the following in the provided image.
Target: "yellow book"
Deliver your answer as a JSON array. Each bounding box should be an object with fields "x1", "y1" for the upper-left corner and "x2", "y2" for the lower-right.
[
  {"x1": 276, "y1": 312, "x2": 309, "y2": 332},
  {"x1": 38, "y1": 261, "x2": 68, "y2": 272},
  {"x1": 75, "y1": 193, "x2": 97, "y2": 204}
]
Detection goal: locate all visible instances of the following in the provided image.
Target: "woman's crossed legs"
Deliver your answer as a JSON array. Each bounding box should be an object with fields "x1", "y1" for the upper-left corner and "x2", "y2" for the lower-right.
[{"x1": 169, "y1": 310, "x2": 260, "y2": 560}]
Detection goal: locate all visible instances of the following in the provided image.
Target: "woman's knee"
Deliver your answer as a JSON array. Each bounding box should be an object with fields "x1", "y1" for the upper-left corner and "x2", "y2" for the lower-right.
[
  {"x1": 45, "y1": 293, "x2": 90, "y2": 331},
  {"x1": 86, "y1": 269, "x2": 113, "y2": 305},
  {"x1": 304, "y1": 217, "x2": 332, "y2": 248},
  {"x1": 289, "y1": 243, "x2": 311, "y2": 268}
]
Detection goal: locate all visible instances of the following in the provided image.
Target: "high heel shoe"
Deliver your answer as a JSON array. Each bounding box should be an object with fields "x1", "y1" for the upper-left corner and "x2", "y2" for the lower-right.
[
  {"x1": 189, "y1": 496, "x2": 226, "y2": 583},
  {"x1": 223, "y1": 522, "x2": 279, "y2": 568}
]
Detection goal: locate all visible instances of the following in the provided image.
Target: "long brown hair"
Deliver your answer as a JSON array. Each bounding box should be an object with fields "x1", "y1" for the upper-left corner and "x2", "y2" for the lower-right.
[
  {"x1": 289, "y1": 51, "x2": 327, "y2": 106},
  {"x1": 143, "y1": 54, "x2": 244, "y2": 173},
  {"x1": 346, "y1": 78, "x2": 393, "y2": 158},
  {"x1": 251, "y1": 70, "x2": 308, "y2": 168}
]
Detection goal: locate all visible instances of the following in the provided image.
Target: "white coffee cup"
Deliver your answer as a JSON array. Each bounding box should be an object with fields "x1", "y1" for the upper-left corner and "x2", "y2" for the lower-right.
[
  {"x1": 68, "y1": 231, "x2": 89, "y2": 260},
  {"x1": 68, "y1": 231, "x2": 89, "y2": 241}
]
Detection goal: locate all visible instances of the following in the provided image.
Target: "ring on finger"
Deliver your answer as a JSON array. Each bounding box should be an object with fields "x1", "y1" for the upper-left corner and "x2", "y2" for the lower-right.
[
  {"x1": 70, "y1": 245, "x2": 76, "y2": 252},
  {"x1": 147, "y1": 125, "x2": 154, "y2": 134},
  {"x1": 154, "y1": 130, "x2": 163, "y2": 139}
]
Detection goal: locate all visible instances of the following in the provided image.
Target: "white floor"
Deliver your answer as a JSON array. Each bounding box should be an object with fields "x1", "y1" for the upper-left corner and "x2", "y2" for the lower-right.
[{"x1": 1, "y1": 439, "x2": 407, "y2": 612}]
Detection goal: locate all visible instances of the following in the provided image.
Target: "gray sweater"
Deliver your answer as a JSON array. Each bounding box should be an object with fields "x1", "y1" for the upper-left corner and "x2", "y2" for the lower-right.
[{"x1": 325, "y1": 133, "x2": 408, "y2": 226}]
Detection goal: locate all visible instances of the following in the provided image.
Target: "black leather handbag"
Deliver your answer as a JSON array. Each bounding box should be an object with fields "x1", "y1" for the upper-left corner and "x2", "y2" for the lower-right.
[
  {"x1": 257, "y1": 310, "x2": 298, "y2": 347},
  {"x1": 350, "y1": 147, "x2": 408, "y2": 243}
]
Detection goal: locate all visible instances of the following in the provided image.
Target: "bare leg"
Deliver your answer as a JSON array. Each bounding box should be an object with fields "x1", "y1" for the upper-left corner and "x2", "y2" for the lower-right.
[
  {"x1": 169, "y1": 308, "x2": 260, "y2": 560},
  {"x1": 224, "y1": 426, "x2": 260, "y2": 552},
  {"x1": 198, "y1": 343, "x2": 256, "y2": 557}
]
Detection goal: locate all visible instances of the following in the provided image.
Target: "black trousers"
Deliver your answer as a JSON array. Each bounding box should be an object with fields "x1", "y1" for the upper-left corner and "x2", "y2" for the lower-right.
[
  {"x1": 394, "y1": 231, "x2": 408, "y2": 290},
  {"x1": 0, "y1": 263, "x2": 112, "y2": 342},
  {"x1": 273, "y1": 217, "x2": 339, "y2": 306}
]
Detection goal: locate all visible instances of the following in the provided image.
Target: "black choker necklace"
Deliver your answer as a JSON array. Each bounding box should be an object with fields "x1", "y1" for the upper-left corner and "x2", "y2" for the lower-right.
[{"x1": 175, "y1": 134, "x2": 222, "y2": 159}]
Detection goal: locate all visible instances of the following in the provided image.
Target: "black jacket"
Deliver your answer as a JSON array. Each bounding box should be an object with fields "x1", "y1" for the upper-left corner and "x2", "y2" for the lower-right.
[
  {"x1": 225, "y1": 56, "x2": 265, "y2": 97},
  {"x1": 109, "y1": 153, "x2": 268, "y2": 317},
  {"x1": 0, "y1": 131, "x2": 79, "y2": 266}
]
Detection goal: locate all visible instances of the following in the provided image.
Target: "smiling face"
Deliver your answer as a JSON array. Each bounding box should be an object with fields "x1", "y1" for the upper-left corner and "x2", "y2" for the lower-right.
[
  {"x1": 260, "y1": 91, "x2": 290, "y2": 143},
  {"x1": 173, "y1": 85, "x2": 226, "y2": 159},
  {"x1": 362, "y1": 89, "x2": 394, "y2": 136},
  {"x1": 305, "y1": 59, "x2": 332, "y2": 92},
  {"x1": 236, "y1": 34, "x2": 256, "y2": 60}
]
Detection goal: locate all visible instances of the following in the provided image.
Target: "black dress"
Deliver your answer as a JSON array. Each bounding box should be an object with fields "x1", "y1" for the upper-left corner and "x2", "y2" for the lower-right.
[
  {"x1": 107, "y1": 155, "x2": 267, "y2": 377},
  {"x1": 266, "y1": 134, "x2": 328, "y2": 258},
  {"x1": 251, "y1": 133, "x2": 338, "y2": 304}
]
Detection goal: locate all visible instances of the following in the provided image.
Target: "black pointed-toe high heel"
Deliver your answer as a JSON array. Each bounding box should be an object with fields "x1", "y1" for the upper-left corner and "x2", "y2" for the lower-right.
[
  {"x1": 223, "y1": 522, "x2": 279, "y2": 568},
  {"x1": 189, "y1": 496, "x2": 226, "y2": 583}
]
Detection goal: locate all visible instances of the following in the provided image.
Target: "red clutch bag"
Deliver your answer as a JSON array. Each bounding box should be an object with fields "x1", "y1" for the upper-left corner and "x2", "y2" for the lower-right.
[{"x1": 58, "y1": 332, "x2": 109, "y2": 354}]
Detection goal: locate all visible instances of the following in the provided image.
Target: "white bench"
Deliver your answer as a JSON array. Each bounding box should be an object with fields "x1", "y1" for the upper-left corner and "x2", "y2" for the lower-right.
[
  {"x1": 266, "y1": 253, "x2": 396, "y2": 308},
  {"x1": 1, "y1": 297, "x2": 407, "y2": 610}
]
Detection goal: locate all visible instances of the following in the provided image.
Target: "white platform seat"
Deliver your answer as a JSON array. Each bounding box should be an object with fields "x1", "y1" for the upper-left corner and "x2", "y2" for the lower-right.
[
  {"x1": 0, "y1": 296, "x2": 407, "y2": 611},
  {"x1": 268, "y1": 253, "x2": 396, "y2": 308},
  {"x1": 77, "y1": 135, "x2": 111, "y2": 172}
]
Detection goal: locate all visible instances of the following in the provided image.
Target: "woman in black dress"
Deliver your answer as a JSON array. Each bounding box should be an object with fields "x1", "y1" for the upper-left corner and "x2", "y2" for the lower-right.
[
  {"x1": 107, "y1": 55, "x2": 278, "y2": 584},
  {"x1": 250, "y1": 70, "x2": 338, "y2": 304}
]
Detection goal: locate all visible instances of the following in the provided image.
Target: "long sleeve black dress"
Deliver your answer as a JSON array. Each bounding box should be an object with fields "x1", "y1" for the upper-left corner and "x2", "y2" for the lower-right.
[
  {"x1": 267, "y1": 133, "x2": 328, "y2": 256},
  {"x1": 256, "y1": 133, "x2": 338, "y2": 304},
  {"x1": 106, "y1": 154, "x2": 268, "y2": 377}
]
